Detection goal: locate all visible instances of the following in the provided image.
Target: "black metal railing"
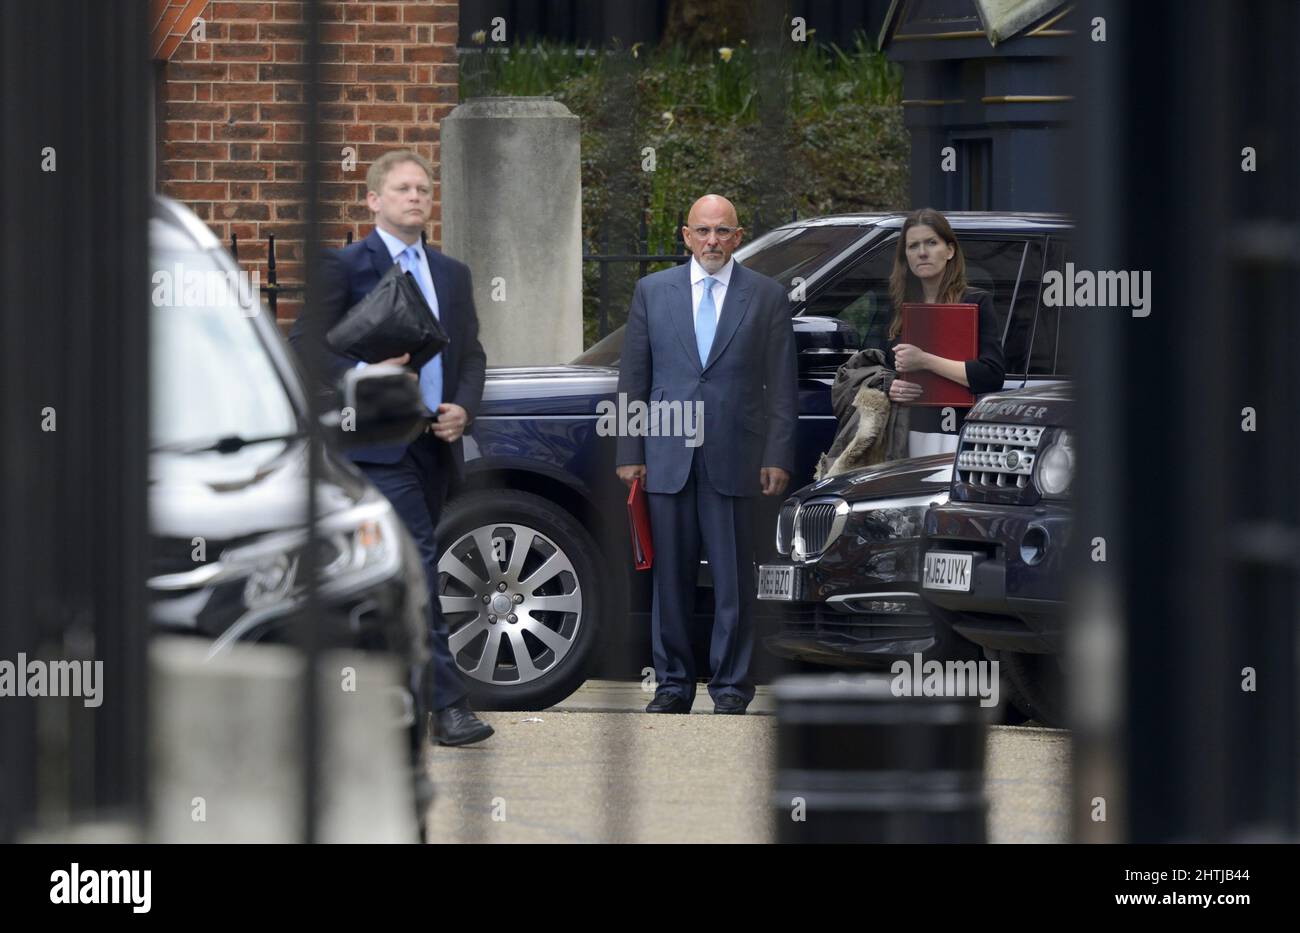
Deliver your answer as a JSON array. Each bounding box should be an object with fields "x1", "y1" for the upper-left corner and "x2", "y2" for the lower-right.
[{"x1": 230, "y1": 229, "x2": 355, "y2": 320}]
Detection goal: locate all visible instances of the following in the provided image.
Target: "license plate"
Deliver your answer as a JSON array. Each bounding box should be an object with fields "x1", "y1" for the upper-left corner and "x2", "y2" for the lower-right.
[
  {"x1": 923, "y1": 551, "x2": 974, "y2": 592},
  {"x1": 757, "y1": 564, "x2": 798, "y2": 600}
]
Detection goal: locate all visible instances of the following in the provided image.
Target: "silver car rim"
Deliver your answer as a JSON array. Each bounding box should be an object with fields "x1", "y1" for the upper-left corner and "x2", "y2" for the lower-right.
[{"x1": 438, "y1": 523, "x2": 583, "y2": 687}]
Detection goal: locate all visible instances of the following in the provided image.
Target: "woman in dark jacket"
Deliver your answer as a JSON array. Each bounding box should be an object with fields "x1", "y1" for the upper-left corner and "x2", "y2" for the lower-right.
[{"x1": 884, "y1": 207, "x2": 1005, "y2": 456}]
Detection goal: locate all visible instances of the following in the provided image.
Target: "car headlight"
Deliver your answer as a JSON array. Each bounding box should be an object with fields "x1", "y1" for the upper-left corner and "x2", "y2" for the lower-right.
[
  {"x1": 317, "y1": 515, "x2": 395, "y2": 581},
  {"x1": 848, "y1": 492, "x2": 947, "y2": 539},
  {"x1": 243, "y1": 551, "x2": 300, "y2": 609},
  {"x1": 1034, "y1": 430, "x2": 1075, "y2": 497},
  {"x1": 775, "y1": 497, "x2": 798, "y2": 555},
  {"x1": 849, "y1": 492, "x2": 948, "y2": 513},
  {"x1": 225, "y1": 497, "x2": 402, "y2": 603}
]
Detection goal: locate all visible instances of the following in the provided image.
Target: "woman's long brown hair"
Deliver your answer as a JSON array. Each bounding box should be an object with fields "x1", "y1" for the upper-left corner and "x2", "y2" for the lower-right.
[{"x1": 887, "y1": 208, "x2": 968, "y2": 339}]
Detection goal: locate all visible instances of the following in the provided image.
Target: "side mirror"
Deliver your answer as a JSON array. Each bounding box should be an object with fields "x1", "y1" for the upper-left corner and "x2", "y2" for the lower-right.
[
  {"x1": 324, "y1": 363, "x2": 428, "y2": 448},
  {"x1": 794, "y1": 316, "x2": 859, "y2": 376}
]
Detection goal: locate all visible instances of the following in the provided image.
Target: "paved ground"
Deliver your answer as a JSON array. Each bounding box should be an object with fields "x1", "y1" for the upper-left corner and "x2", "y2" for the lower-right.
[
  {"x1": 548, "y1": 678, "x2": 778, "y2": 715},
  {"x1": 422, "y1": 680, "x2": 1071, "y2": 843}
]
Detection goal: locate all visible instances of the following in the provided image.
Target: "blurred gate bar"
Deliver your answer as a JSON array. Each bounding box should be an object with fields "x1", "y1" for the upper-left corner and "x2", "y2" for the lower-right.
[
  {"x1": 0, "y1": 1, "x2": 152, "y2": 841},
  {"x1": 299, "y1": 0, "x2": 326, "y2": 845},
  {"x1": 1071, "y1": 0, "x2": 1299, "y2": 841}
]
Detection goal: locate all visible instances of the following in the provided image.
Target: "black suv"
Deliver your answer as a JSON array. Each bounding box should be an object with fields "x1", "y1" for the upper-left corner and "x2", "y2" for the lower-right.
[
  {"x1": 444, "y1": 212, "x2": 1073, "y2": 709},
  {"x1": 921, "y1": 384, "x2": 1074, "y2": 726}
]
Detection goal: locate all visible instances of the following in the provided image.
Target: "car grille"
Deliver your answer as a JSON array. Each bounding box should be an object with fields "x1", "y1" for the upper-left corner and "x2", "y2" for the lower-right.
[
  {"x1": 956, "y1": 422, "x2": 1045, "y2": 491},
  {"x1": 792, "y1": 498, "x2": 847, "y2": 560}
]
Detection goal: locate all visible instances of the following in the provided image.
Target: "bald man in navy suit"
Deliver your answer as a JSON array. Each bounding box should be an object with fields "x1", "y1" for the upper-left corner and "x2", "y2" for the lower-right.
[{"x1": 615, "y1": 195, "x2": 798, "y2": 715}]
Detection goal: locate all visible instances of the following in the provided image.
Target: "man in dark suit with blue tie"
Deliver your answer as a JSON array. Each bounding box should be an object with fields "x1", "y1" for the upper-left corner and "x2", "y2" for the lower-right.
[
  {"x1": 615, "y1": 194, "x2": 798, "y2": 714},
  {"x1": 290, "y1": 150, "x2": 494, "y2": 746}
]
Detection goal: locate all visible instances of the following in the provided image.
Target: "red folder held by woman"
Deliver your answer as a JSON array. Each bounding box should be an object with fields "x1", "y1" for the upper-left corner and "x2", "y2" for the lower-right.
[
  {"x1": 900, "y1": 302, "x2": 979, "y2": 407},
  {"x1": 626, "y1": 477, "x2": 654, "y2": 571}
]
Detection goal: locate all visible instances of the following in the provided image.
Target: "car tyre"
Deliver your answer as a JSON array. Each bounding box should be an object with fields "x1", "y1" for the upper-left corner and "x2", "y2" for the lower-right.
[
  {"x1": 436, "y1": 489, "x2": 602, "y2": 711},
  {"x1": 1001, "y1": 651, "x2": 1065, "y2": 727}
]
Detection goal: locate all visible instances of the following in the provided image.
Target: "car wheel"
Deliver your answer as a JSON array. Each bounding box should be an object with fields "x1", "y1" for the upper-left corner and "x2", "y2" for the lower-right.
[
  {"x1": 1001, "y1": 651, "x2": 1065, "y2": 727},
  {"x1": 436, "y1": 489, "x2": 602, "y2": 711}
]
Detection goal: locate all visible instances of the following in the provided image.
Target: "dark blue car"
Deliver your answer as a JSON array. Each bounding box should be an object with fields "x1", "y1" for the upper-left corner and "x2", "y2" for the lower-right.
[{"x1": 436, "y1": 212, "x2": 1072, "y2": 709}]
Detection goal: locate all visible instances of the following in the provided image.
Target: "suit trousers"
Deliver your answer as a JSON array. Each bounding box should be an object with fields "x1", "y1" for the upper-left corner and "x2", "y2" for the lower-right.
[
  {"x1": 359, "y1": 431, "x2": 466, "y2": 712},
  {"x1": 646, "y1": 447, "x2": 757, "y2": 704}
]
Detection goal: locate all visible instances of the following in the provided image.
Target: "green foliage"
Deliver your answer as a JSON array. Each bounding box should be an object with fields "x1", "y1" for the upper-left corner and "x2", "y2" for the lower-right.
[
  {"x1": 458, "y1": 36, "x2": 910, "y2": 348},
  {"x1": 459, "y1": 39, "x2": 604, "y2": 99}
]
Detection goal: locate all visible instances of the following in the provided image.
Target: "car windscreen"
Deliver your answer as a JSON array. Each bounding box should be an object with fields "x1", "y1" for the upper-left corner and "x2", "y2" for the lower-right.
[
  {"x1": 737, "y1": 224, "x2": 870, "y2": 287},
  {"x1": 571, "y1": 223, "x2": 872, "y2": 366},
  {"x1": 150, "y1": 247, "x2": 299, "y2": 450}
]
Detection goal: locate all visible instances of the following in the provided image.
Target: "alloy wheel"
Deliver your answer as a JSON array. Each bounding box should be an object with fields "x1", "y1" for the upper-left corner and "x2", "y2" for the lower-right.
[{"x1": 438, "y1": 523, "x2": 583, "y2": 686}]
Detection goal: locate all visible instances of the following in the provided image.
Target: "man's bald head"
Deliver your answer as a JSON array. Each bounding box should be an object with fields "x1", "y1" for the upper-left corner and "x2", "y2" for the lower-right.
[
  {"x1": 683, "y1": 194, "x2": 744, "y2": 274},
  {"x1": 686, "y1": 194, "x2": 739, "y2": 228}
]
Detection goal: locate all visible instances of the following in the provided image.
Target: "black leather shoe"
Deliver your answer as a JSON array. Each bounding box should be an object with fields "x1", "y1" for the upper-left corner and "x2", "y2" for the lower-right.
[
  {"x1": 713, "y1": 695, "x2": 748, "y2": 715},
  {"x1": 645, "y1": 690, "x2": 692, "y2": 714},
  {"x1": 430, "y1": 704, "x2": 495, "y2": 747}
]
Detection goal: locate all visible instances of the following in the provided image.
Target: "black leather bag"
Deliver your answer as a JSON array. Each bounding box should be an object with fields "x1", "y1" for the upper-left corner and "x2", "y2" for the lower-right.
[{"x1": 326, "y1": 261, "x2": 448, "y2": 370}]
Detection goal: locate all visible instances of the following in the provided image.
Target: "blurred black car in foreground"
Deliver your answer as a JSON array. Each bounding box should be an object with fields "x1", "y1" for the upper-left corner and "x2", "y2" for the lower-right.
[
  {"x1": 922, "y1": 384, "x2": 1074, "y2": 727},
  {"x1": 443, "y1": 212, "x2": 1073, "y2": 709},
  {"x1": 146, "y1": 196, "x2": 432, "y2": 757}
]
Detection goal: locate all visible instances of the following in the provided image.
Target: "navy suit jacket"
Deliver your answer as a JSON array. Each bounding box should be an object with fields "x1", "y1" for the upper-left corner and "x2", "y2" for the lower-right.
[
  {"x1": 615, "y1": 261, "x2": 797, "y2": 497},
  {"x1": 289, "y1": 229, "x2": 486, "y2": 482}
]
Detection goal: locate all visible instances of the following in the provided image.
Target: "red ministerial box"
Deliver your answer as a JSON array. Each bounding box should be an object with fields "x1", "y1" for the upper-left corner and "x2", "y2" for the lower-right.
[
  {"x1": 899, "y1": 302, "x2": 978, "y2": 407},
  {"x1": 627, "y1": 477, "x2": 654, "y2": 571}
]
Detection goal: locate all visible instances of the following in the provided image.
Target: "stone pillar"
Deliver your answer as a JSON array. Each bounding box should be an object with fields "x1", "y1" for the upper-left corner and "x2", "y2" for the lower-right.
[{"x1": 441, "y1": 97, "x2": 584, "y2": 366}]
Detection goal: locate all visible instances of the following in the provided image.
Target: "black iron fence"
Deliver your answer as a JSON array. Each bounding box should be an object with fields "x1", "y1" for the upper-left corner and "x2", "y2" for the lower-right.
[
  {"x1": 585, "y1": 210, "x2": 689, "y2": 342},
  {"x1": 230, "y1": 229, "x2": 355, "y2": 321}
]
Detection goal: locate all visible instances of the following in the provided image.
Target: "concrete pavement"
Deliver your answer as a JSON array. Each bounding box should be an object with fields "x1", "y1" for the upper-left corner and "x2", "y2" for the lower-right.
[{"x1": 422, "y1": 680, "x2": 1070, "y2": 843}]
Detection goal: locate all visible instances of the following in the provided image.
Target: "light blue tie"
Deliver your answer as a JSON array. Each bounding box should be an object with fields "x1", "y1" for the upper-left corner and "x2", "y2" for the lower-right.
[
  {"x1": 696, "y1": 275, "x2": 717, "y2": 366},
  {"x1": 401, "y1": 245, "x2": 443, "y2": 414}
]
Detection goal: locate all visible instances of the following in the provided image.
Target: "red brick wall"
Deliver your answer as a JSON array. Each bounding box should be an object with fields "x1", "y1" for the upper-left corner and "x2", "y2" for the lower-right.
[{"x1": 156, "y1": 0, "x2": 458, "y2": 322}]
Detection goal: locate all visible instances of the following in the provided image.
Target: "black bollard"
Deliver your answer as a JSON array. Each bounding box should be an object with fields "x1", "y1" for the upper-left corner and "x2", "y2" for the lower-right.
[{"x1": 773, "y1": 673, "x2": 989, "y2": 843}]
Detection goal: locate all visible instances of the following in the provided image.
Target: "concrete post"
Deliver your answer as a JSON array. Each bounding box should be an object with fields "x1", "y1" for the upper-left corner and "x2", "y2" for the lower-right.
[
  {"x1": 149, "y1": 638, "x2": 418, "y2": 843},
  {"x1": 442, "y1": 97, "x2": 584, "y2": 366}
]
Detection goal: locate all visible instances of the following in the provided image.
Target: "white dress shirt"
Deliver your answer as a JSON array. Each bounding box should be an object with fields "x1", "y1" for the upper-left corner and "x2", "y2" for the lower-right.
[{"x1": 689, "y1": 255, "x2": 734, "y2": 327}]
